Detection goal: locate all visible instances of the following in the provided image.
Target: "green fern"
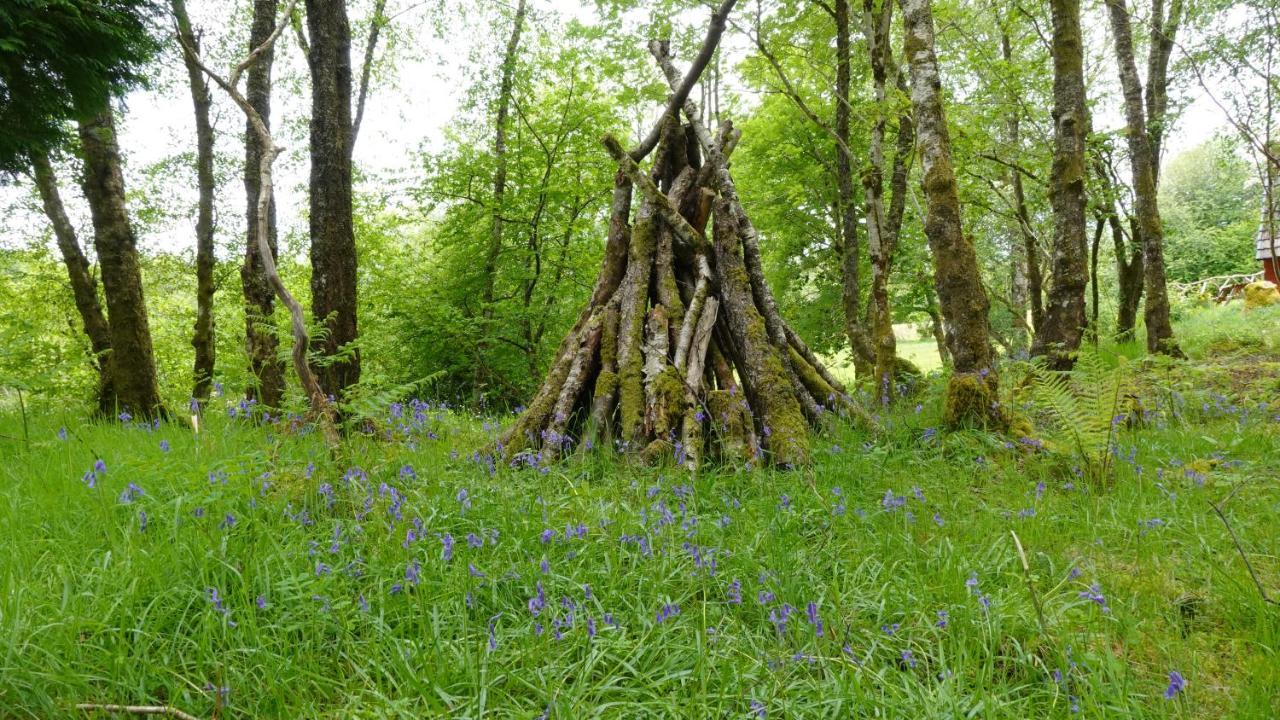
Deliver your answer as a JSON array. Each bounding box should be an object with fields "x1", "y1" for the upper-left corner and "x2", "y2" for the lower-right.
[{"x1": 1027, "y1": 350, "x2": 1131, "y2": 482}]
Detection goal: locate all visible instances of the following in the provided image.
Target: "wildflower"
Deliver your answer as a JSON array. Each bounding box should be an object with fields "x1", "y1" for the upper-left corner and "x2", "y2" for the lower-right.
[
  {"x1": 255, "y1": 595, "x2": 267, "y2": 610},
  {"x1": 220, "y1": 514, "x2": 236, "y2": 530},
  {"x1": 94, "y1": 459, "x2": 108, "y2": 475},
  {"x1": 750, "y1": 700, "x2": 766, "y2": 718},
  {"x1": 1164, "y1": 670, "x2": 1185, "y2": 699},
  {"x1": 936, "y1": 609, "x2": 949, "y2": 628},
  {"x1": 315, "y1": 561, "x2": 331, "y2": 576},
  {"x1": 466, "y1": 532, "x2": 483, "y2": 548},
  {"x1": 405, "y1": 559, "x2": 421, "y2": 586},
  {"x1": 806, "y1": 601, "x2": 824, "y2": 637},
  {"x1": 881, "y1": 623, "x2": 899, "y2": 636},
  {"x1": 881, "y1": 489, "x2": 907, "y2": 511},
  {"x1": 138, "y1": 510, "x2": 148, "y2": 531},
  {"x1": 118, "y1": 410, "x2": 132, "y2": 422},
  {"x1": 656, "y1": 603, "x2": 681, "y2": 624},
  {"x1": 1078, "y1": 583, "x2": 1109, "y2": 612},
  {"x1": 540, "y1": 528, "x2": 556, "y2": 544},
  {"x1": 901, "y1": 650, "x2": 917, "y2": 668},
  {"x1": 457, "y1": 488, "x2": 471, "y2": 510},
  {"x1": 488, "y1": 615, "x2": 500, "y2": 649},
  {"x1": 933, "y1": 512, "x2": 944, "y2": 527},
  {"x1": 358, "y1": 594, "x2": 369, "y2": 613},
  {"x1": 966, "y1": 572, "x2": 979, "y2": 593},
  {"x1": 58, "y1": 427, "x2": 68, "y2": 441},
  {"x1": 727, "y1": 578, "x2": 742, "y2": 604},
  {"x1": 159, "y1": 440, "x2": 170, "y2": 453},
  {"x1": 118, "y1": 483, "x2": 144, "y2": 504},
  {"x1": 468, "y1": 563, "x2": 485, "y2": 578},
  {"x1": 441, "y1": 533, "x2": 454, "y2": 562}
]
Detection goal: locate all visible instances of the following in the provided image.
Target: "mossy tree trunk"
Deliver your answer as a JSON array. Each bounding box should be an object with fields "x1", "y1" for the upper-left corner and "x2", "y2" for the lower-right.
[
  {"x1": 862, "y1": 0, "x2": 915, "y2": 403},
  {"x1": 242, "y1": 0, "x2": 286, "y2": 407},
  {"x1": 1031, "y1": 0, "x2": 1090, "y2": 368},
  {"x1": 77, "y1": 108, "x2": 167, "y2": 421},
  {"x1": 30, "y1": 150, "x2": 116, "y2": 415},
  {"x1": 306, "y1": 0, "x2": 361, "y2": 400},
  {"x1": 498, "y1": 3, "x2": 866, "y2": 469},
  {"x1": 173, "y1": 0, "x2": 218, "y2": 402},
  {"x1": 1105, "y1": 0, "x2": 1183, "y2": 357},
  {"x1": 899, "y1": 0, "x2": 1003, "y2": 429}
]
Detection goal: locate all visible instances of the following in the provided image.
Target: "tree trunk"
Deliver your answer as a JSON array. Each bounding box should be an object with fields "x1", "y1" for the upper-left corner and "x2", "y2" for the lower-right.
[
  {"x1": 1000, "y1": 33, "x2": 1043, "y2": 337},
  {"x1": 862, "y1": 0, "x2": 913, "y2": 402},
  {"x1": 1114, "y1": 214, "x2": 1144, "y2": 340},
  {"x1": 77, "y1": 108, "x2": 167, "y2": 420},
  {"x1": 242, "y1": 0, "x2": 286, "y2": 407},
  {"x1": 306, "y1": 0, "x2": 360, "y2": 400},
  {"x1": 475, "y1": 0, "x2": 528, "y2": 401},
  {"x1": 1105, "y1": 0, "x2": 1182, "y2": 356},
  {"x1": 30, "y1": 150, "x2": 116, "y2": 414},
  {"x1": 835, "y1": 0, "x2": 874, "y2": 378},
  {"x1": 899, "y1": 0, "x2": 1002, "y2": 428},
  {"x1": 173, "y1": 0, "x2": 218, "y2": 402},
  {"x1": 1031, "y1": 0, "x2": 1090, "y2": 368}
]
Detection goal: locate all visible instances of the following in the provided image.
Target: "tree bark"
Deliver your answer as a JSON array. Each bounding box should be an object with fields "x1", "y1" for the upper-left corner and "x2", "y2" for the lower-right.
[
  {"x1": 899, "y1": 0, "x2": 1002, "y2": 428},
  {"x1": 1031, "y1": 0, "x2": 1090, "y2": 368},
  {"x1": 835, "y1": 0, "x2": 875, "y2": 377},
  {"x1": 77, "y1": 108, "x2": 167, "y2": 420},
  {"x1": 242, "y1": 0, "x2": 285, "y2": 407},
  {"x1": 862, "y1": 0, "x2": 912, "y2": 401},
  {"x1": 475, "y1": 0, "x2": 528, "y2": 401},
  {"x1": 306, "y1": 0, "x2": 360, "y2": 400},
  {"x1": 1000, "y1": 32, "x2": 1043, "y2": 338},
  {"x1": 1105, "y1": 0, "x2": 1182, "y2": 356},
  {"x1": 172, "y1": 0, "x2": 218, "y2": 402},
  {"x1": 30, "y1": 150, "x2": 116, "y2": 414}
]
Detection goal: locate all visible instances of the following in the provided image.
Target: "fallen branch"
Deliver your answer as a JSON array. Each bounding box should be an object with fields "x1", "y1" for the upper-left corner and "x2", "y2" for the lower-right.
[
  {"x1": 75, "y1": 704, "x2": 200, "y2": 720},
  {"x1": 1210, "y1": 485, "x2": 1279, "y2": 607}
]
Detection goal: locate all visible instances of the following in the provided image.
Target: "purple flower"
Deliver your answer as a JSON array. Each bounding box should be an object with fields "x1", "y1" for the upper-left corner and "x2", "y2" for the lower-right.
[
  {"x1": 57, "y1": 427, "x2": 68, "y2": 441},
  {"x1": 457, "y1": 488, "x2": 471, "y2": 510},
  {"x1": 405, "y1": 559, "x2": 421, "y2": 586},
  {"x1": 1164, "y1": 670, "x2": 1185, "y2": 699},
  {"x1": 118, "y1": 482, "x2": 144, "y2": 504},
  {"x1": 540, "y1": 528, "x2": 556, "y2": 544},
  {"x1": 220, "y1": 514, "x2": 236, "y2": 529},
  {"x1": 1079, "y1": 583, "x2": 1109, "y2": 612},
  {"x1": 881, "y1": 622, "x2": 900, "y2": 636},
  {"x1": 656, "y1": 603, "x2": 681, "y2": 624},
  {"x1": 159, "y1": 440, "x2": 170, "y2": 453},
  {"x1": 881, "y1": 489, "x2": 907, "y2": 511},
  {"x1": 806, "y1": 601, "x2": 824, "y2": 637},
  {"x1": 936, "y1": 609, "x2": 949, "y2": 628},
  {"x1": 138, "y1": 510, "x2": 148, "y2": 531},
  {"x1": 255, "y1": 595, "x2": 267, "y2": 610},
  {"x1": 358, "y1": 594, "x2": 369, "y2": 613},
  {"x1": 727, "y1": 578, "x2": 742, "y2": 605},
  {"x1": 750, "y1": 700, "x2": 766, "y2": 718},
  {"x1": 441, "y1": 533, "x2": 454, "y2": 562},
  {"x1": 901, "y1": 649, "x2": 917, "y2": 668}
]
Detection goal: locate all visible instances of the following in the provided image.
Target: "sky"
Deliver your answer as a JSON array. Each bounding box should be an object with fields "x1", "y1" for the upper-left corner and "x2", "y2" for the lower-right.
[{"x1": 0, "y1": 0, "x2": 1242, "y2": 258}]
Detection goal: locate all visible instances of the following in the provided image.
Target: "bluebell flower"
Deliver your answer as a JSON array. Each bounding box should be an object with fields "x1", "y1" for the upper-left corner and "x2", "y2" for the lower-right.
[
  {"x1": 1164, "y1": 670, "x2": 1185, "y2": 699},
  {"x1": 57, "y1": 427, "x2": 67, "y2": 441},
  {"x1": 405, "y1": 559, "x2": 421, "y2": 586},
  {"x1": 118, "y1": 483, "x2": 144, "y2": 504},
  {"x1": 94, "y1": 458, "x2": 108, "y2": 475},
  {"x1": 358, "y1": 594, "x2": 369, "y2": 613},
  {"x1": 220, "y1": 514, "x2": 236, "y2": 529},
  {"x1": 255, "y1": 595, "x2": 267, "y2": 610},
  {"x1": 159, "y1": 440, "x2": 170, "y2": 453},
  {"x1": 728, "y1": 578, "x2": 742, "y2": 604},
  {"x1": 441, "y1": 533, "x2": 454, "y2": 562},
  {"x1": 936, "y1": 609, "x2": 949, "y2": 628},
  {"x1": 138, "y1": 510, "x2": 148, "y2": 531}
]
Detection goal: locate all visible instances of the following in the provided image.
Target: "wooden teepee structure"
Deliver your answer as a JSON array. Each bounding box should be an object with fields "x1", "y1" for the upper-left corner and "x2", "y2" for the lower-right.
[{"x1": 498, "y1": 1, "x2": 864, "y2": 469}]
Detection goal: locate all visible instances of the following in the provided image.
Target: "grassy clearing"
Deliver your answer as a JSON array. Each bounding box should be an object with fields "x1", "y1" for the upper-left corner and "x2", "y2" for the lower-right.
[{"x1": 0, "y1": 309, "x2": 1277, "y2": 718}]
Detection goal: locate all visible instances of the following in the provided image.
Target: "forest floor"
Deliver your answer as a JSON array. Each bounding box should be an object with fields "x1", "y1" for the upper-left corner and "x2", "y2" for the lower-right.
[{"x1": 0, "y1": 304, "x2": 1277, "y2": 718}]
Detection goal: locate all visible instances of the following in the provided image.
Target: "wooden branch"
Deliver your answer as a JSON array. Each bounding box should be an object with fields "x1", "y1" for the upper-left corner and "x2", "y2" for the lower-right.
[
  {"x1": 1210, "y1": 486, "x2": 1280, "y2": 607},
  {"x1": 674, "y1": 255, "x2": 713, "y2": 371},
  {"x1": 75, "y1": 704, "x2": 200, "y2": 720},
  {"x1": 178, "y1": 0, "x2": 337, "y2": 446},
  {"x1": 352, "y1": 0, "x2": 388, "y2": 148},
  {"x1": 602, "y1": 134, "x2": 707, "y2": 251},
  {"x1": 629, "y1": 0, "x2": 739, "y2": 162}
]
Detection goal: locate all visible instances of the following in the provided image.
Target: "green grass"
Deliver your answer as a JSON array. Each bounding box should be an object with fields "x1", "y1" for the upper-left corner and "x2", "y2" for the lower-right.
[{"x1": 1, "y1": 312, "x2": 1278, "y2": 718}]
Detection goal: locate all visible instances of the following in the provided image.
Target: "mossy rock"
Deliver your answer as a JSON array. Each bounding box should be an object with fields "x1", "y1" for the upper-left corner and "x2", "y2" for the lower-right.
[{"x1": 1244, "y1": 281, "x2": 1280, "y2": 310}]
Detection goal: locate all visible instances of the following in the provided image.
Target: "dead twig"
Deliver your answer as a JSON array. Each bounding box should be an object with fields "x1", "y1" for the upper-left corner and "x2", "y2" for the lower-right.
[
  {"x1": 75, "y1": 704, "x2": 201, "y2": 720},
  {"x1": 1210, "y1": 485, "x2": 1280, "y2": 607}
]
